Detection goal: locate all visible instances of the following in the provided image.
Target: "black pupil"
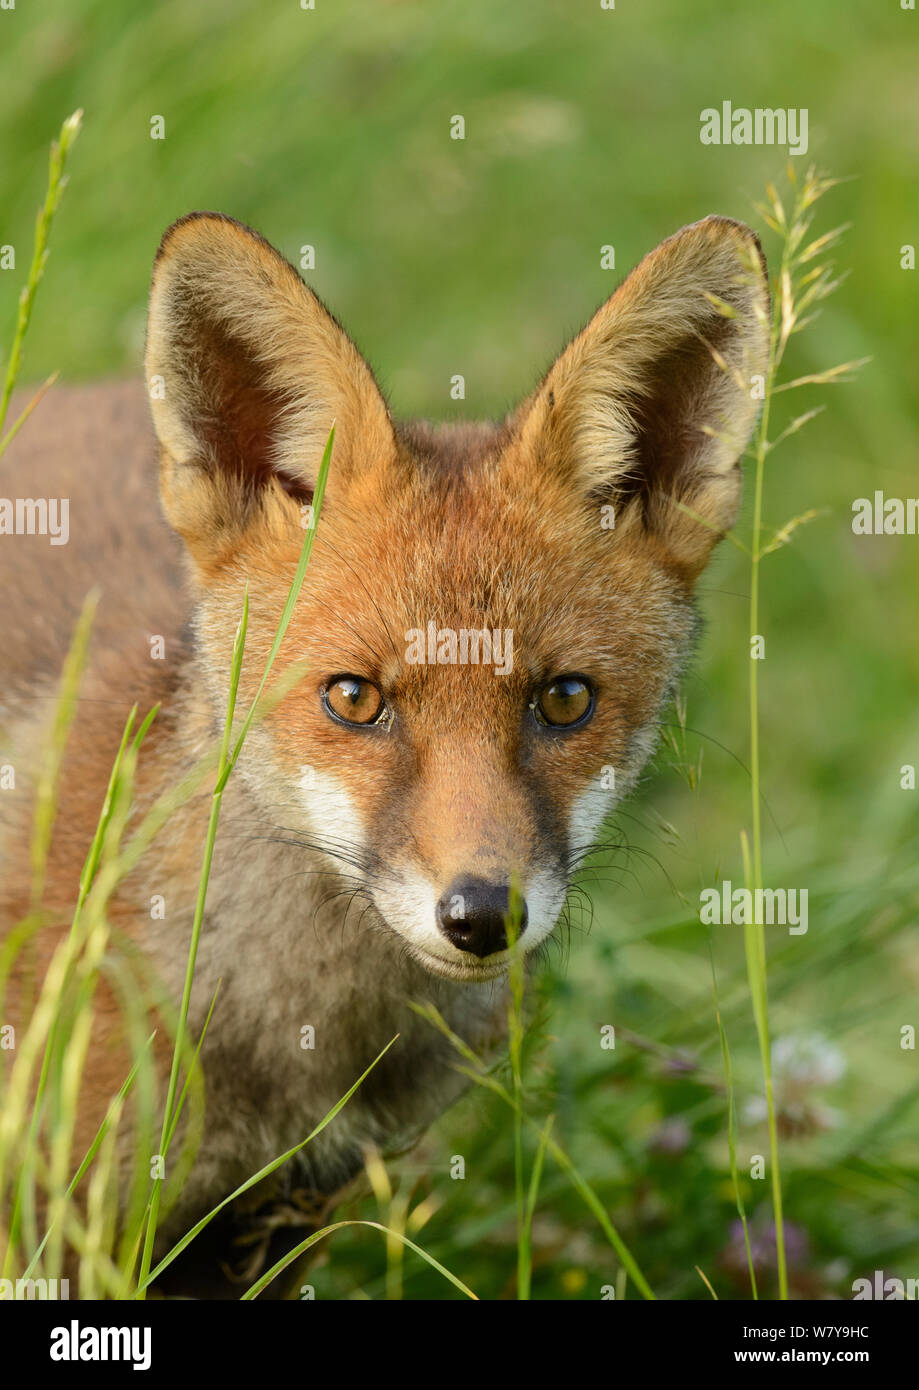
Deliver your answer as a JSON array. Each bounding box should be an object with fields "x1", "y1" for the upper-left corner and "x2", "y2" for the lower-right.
[{"x1": 341, "y1": 679, "x2": 363, "y2": 706}]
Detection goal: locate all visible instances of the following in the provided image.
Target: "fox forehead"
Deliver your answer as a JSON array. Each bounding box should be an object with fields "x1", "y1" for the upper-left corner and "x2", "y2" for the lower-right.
[{"x1": 219, "y1": 428, "x2": 693, "y2": 743}]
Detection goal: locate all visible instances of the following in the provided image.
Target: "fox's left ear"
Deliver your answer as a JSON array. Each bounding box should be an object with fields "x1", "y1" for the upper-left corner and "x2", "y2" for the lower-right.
[
  {"x1": 145, "y1": 212, "x2": 394, "y2": 568},
  {"x1": 515, "y1": 216, "x2": 770, "y2": 578}
]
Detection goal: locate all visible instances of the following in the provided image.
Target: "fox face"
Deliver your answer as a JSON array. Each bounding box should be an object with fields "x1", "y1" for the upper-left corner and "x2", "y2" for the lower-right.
[{"x1": 146, "y1": 212, "x2": 769, "y2": 983}]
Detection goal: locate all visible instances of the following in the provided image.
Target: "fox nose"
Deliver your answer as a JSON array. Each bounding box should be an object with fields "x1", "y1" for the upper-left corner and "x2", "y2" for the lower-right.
[{"x1": 436, "y1": 877, "x2": 527, "y2": 958}]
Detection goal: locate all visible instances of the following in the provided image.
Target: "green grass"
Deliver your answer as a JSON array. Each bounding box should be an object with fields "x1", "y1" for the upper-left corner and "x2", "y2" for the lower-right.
[{"x1": 2, "y1": 0, "x2": 918, "y2": 1299}]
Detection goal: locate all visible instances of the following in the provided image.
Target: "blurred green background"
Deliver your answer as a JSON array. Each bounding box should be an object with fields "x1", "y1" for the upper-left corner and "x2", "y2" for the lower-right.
[{"x1": 2, "y1": 0, "x2": 917, "y2": 1298}]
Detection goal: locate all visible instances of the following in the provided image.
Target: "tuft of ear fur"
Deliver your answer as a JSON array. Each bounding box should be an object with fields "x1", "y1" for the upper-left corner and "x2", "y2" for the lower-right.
[
  {"x1": 516, "y1": 215, "x2": 770, "y2": 578},
  {"x1": 145, "y1": 212, "x2": 394, "y2": 567}
]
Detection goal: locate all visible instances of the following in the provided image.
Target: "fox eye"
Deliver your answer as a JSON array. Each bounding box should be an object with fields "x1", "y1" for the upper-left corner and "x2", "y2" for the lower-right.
[
  {"x1": 324, "y1": 676, "x2": 385, "y2": 726},
  {"x1": 534, "y1": 675, "x2": 594, "y2": 729}
]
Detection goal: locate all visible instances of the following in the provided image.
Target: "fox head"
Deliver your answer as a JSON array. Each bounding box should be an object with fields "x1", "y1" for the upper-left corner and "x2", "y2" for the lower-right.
[{"x1": 145, "y1": 212, "x2": 768, "y2": 982}]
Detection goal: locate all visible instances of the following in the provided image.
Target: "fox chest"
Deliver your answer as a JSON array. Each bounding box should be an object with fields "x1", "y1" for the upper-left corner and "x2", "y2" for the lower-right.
[{"x1": 143, "y1": 839, "x2": 503, "y2": 1205}]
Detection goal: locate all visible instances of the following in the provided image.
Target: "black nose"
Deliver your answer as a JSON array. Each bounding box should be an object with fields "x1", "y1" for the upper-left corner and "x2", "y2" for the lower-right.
[{"x1": 436, "y1": 877, "x2": 528, "y2": 958}]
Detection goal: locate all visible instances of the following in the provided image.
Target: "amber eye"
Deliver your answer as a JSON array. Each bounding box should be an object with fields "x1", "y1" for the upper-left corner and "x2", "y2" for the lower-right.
[
  {"x1": 323, "y1": 676, "x2": 385, "y2": 726},
  {"x1": 535, "y1": 675, "x2": 594, "y2": 729}
]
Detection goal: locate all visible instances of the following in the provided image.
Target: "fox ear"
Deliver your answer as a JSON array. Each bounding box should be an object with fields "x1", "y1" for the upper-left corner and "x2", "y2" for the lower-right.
[
  {"x1": 516, "y1": 216, "x2": 770, "y2": 578},
  {"x1": 145, "y1": 213, "x2": 394, "y2": 566}
]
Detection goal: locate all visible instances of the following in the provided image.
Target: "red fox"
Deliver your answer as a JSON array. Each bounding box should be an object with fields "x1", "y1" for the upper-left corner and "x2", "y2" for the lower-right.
[{"x1": 0, "y1": 212, "x2": 768, "y2": 1291}]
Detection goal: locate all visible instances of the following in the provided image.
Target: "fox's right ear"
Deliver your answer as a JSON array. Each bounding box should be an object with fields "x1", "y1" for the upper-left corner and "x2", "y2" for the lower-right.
[{"x1": 145, "y1": 213, "x2": 394, "y2": 567}]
